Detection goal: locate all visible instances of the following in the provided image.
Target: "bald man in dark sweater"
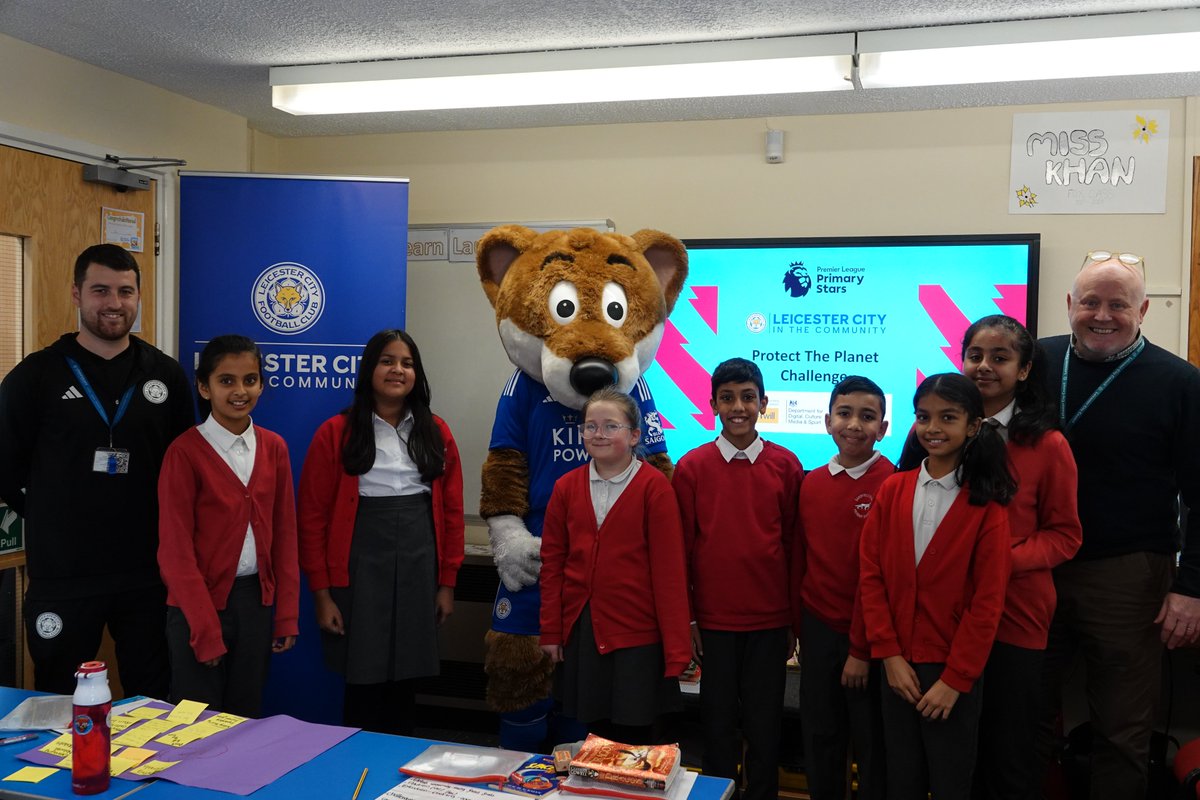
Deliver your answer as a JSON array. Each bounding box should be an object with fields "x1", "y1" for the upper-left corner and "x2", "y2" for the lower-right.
[{"x1": 1037, "y1": 252, "x2": 1200, "y2": 800}]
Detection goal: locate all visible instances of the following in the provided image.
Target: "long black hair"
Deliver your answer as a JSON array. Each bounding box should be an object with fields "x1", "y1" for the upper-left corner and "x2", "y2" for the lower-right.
[
  {"x1": 961, "y1": 314, "x2": 1056, "y2": 447},
  {"x1": 341, "y1": 329, "x2": 445, "y2": 481},
  {"x1": 914, "y1": 373, "x2": 1015, "y2": 507},
  {"x1": 195, "y1": 334, "x2": 262, "y2": 420}
]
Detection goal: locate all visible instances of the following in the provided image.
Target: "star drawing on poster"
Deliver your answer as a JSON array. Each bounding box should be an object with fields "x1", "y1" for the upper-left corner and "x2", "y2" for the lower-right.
[{"x1": 1015, "y1": 185, "x2": 1037, "y2": 207}]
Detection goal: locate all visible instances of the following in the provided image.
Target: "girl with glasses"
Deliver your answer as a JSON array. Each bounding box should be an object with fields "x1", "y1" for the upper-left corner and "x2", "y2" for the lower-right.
[{"x1": 538, "y1": 386, "x2": 690, "y2": 744}]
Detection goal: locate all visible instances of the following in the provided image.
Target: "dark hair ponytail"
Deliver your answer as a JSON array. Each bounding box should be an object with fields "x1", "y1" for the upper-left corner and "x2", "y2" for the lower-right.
[
  {"x1": 194, "y1": 334, "x2": 262, "y2": 421},
  {"x1": 341, "y1": 329, "x2": 445, "y2": 481},
  {"x1": 960, "y1": 314, "x2": 1057, "y2": 446},
  {"x1": 914, "y1": 373, "x2": 1016, "y2": 506}
]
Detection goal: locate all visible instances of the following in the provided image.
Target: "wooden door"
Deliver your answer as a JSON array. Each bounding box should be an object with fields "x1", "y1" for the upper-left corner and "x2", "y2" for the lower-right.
[{"x1": 0, "y1": 143, "x2": 158, "y2": 350}]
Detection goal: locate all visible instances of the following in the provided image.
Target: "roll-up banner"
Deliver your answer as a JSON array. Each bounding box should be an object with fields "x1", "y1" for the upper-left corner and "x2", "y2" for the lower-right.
[{"x1": 179, "y1": 172, "x2": 409, "y2": 722}]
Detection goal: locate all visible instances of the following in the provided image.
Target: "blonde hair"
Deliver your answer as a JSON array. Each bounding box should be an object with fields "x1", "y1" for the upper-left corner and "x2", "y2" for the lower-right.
[{"x1": 583, "y1": 387, "x2": 641, "y2": 432}]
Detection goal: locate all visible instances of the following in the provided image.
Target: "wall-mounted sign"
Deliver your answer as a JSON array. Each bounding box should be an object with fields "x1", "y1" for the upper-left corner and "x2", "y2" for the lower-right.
[
  {"x1": 102, "y1": 207, "x2": 146, "y2": 251},
  {"x1": 1009, "y1": 110, "x2": 1169, "y2": 215},
  {"x1": 408, "y1": 220, "x2": 614, "y2": 263}
]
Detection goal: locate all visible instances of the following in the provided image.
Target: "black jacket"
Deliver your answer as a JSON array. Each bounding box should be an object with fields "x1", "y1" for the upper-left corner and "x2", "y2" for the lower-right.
[{"x1": 0, "y1": 334, "x2": 194, "y2": 596}]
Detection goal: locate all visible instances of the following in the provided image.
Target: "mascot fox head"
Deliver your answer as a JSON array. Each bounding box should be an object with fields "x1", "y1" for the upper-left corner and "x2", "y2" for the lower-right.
[{"x1": 477, "y1": 225, "x2": 688, "y2": 409}]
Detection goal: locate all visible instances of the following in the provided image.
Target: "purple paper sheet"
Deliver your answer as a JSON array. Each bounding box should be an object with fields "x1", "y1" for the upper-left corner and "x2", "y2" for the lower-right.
[{"x1": 20, "y1": 702, "x2": 358, "y2": 795}]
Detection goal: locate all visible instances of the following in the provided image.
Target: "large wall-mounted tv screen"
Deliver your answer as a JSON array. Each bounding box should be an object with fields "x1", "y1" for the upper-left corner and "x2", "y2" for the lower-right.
[{"x1": 643, "y1": 234, "x2": 1041, "y2": 467}]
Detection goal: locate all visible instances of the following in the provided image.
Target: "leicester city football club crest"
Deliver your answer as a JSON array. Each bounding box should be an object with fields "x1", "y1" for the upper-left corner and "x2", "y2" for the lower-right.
[
  {"x1": 252, "y1": 262, "x2": 326, "y2": 335},
  {"x1": 35, "y1": 612, "x2": 62, "y2": 639},
  {"x1": 142, "y1": 380, "x2": 168, "y2": 404}
]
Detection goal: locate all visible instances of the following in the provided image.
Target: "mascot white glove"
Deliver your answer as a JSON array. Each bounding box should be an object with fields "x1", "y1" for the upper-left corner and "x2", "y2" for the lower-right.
[{"x1": 488, "y1": 514, "x2": 542, "y2": 592}]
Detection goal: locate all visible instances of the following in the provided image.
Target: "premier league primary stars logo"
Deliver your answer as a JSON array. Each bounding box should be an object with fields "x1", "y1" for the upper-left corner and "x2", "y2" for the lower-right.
[
  {"x1": 252, "y1": 262, "x2": 326, "y2": 335},
  {"x1": 783, "y1": 261, "x2": 812, "y2": 298}
]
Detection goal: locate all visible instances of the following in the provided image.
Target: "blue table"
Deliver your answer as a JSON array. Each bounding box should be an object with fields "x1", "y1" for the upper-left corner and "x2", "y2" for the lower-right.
[{"x1": 0, "y1": 688, "x2": 733, "y2": 800}]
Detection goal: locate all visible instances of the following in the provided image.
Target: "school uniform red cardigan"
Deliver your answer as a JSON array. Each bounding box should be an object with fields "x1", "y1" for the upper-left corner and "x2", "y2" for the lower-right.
[
  {"x1": 793, "y1": 456, "x2": 895, "y2": 659},
  {"x1": 673, "y1": 440, "x2": 802, "y2": 631},
  {"x1": 1000, "y1": 432, "x2": 1082, "y2": 649},
  {"x1": 297, "y1": 412, "x2": 465, "y2": 592},
  {"x1": 539, "y1": 463, "x2": 692, "y2": 678},
  {"x1": 858, "y1": 469, "x2": 1011, "y2": 694},
  {"x1": 157, "y1": 426, "x2": 299, "y2": 664}
]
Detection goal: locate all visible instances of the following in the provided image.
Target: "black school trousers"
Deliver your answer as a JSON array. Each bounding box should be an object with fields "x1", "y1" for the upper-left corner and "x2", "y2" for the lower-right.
[{"x1": 698, "y1": 626, "x2": 789, "y2": 800}]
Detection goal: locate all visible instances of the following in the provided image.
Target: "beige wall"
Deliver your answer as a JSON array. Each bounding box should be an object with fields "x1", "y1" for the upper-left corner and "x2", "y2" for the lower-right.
[
  {"x1": 0, "y1": 33, "x2": 249, "y2": 171},
  {"x1": 263, "y1": 98, "x2": 1193, "y2": 352}
]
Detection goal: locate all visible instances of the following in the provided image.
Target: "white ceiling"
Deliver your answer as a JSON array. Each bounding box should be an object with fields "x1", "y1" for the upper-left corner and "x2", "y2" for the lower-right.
[{"x1": 2, "y1": 0, "x2": 1200, "y2": 137}]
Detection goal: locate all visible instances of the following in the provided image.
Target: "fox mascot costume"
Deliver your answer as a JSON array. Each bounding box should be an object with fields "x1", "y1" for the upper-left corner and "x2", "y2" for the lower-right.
[{"x1": 476, "y1": 225, "x2": 688, "y2": 749}]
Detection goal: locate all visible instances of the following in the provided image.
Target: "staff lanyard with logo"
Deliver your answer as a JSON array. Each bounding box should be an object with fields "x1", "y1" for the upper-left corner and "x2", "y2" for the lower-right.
[
  {"x1": 1060, "y1": 338, "x2": 1145, "y2": 434},
  {"x1": 64, "y1": 357, "x2": 135, "y2": 475}
]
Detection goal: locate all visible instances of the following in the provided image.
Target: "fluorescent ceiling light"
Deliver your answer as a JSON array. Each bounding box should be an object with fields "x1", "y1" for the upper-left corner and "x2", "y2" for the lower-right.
[
  {"x1": 859, "y1": 9, "x2": 1200, "y2": 88},
  {"x1": 271, "y1": 35, "x2": 855, "y2": 115}
]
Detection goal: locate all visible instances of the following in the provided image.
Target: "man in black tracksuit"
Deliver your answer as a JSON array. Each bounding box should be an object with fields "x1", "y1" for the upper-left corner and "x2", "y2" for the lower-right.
[{"x1": 0, "y1": 244, "x2": 192, "y2": 696}]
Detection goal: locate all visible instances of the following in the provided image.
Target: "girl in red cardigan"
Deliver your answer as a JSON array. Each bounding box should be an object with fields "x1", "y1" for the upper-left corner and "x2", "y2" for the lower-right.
[
  {"x1": 158, "y1": 334, "x2": 298, "y2": 717},
  {"x1": 298, "y1": 329, "x2": 464, "y2": 735},
  {"x1": 859, "y1": 373, "x2": 1014, "y2": 800},
  {"x1": 539, "y1": 386, "x2": 690, "y2": 745},
  {"x1": 960, "y1": 315, "x2": 1081, "y2": 800}
]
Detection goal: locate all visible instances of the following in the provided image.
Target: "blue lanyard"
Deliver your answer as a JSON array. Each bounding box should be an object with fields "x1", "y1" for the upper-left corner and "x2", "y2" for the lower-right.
[
  {"x1": 64, "y1": 356, "x2": 135, "y2": 447},
  {"x1": 1059, "y1": 338, "x2": 1144, "y2": 433}
]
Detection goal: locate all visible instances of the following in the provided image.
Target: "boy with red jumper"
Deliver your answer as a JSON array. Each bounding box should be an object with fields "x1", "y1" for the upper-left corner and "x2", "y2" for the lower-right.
[
  {"x1": 673, "y1": 358, "x2": 802, "y2": 800},
  {"x1": 793, "y1": 376, "x2": 892, "y2": 800}
]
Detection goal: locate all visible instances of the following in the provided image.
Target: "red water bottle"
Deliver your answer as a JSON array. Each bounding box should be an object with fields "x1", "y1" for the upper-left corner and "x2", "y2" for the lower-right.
[{"x1": 71, "y1": 661, "x2": 111, "y2": 795}]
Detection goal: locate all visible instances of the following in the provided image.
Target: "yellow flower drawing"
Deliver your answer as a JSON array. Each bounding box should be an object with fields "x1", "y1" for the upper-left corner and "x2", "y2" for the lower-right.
[
  {"x1": 1015, "y1": 185, "x2": 1037, "y2": 208},
  {"x1": 1133, "y1": 115, "x2": 1158, "y2": 144}
]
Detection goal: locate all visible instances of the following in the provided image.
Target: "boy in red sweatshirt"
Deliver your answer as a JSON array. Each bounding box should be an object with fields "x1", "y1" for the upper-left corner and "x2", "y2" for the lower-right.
[
  {"x1": 793, "y1": 376, "x2": 892, "y2": 800},
  {"x1": 673, "y1": 358, "x2": 802, "y2": 800}
]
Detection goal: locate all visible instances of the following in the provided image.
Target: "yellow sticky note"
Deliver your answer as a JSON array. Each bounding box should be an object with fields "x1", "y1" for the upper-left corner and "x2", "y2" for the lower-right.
[
  {"x1": 205, "y1": 712, "x2": 247, "y2": 730},
  {"x1": 4, "y1": 766, "x2": 58, "y2": 783},
  {"x1": 117, "y1": 747, "x2": 156, "y2": 765},
  {"x1": 111, "y1": 716, "x2": 138, "y2": 733},
  {"x1": 56, "y1": 754, "x2": 73, "y2": 769},
  {"x1": 110, "y1": 756, "x2": 139, "y2": 776},
  {"x1": 166, "y1": 699, "x2": 207, "y2": 725},
  {"x1": 124, "y1": 706, "x2": 168, "y2": 720},
  {"x1": 130, "y1": 759, "x2": 178, "y2": 776},
  {"x1": 156, "y1": 720, "x2": 222, "y2": 748},
  {"x1": 113, "y1": 718, "x2": 178, "y2": 747},
  {"x1": 39, "y1": 732, "x2": 72, "y2": 758}
]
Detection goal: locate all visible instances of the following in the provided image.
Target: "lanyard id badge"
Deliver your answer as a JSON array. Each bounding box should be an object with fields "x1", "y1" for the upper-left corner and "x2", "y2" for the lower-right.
[
  {"x1": 92, "y1": 448, "x2": 130, "y2": 474},
  {"x1": 64, "y1": 356, "x2": 136, "y2": 475}
]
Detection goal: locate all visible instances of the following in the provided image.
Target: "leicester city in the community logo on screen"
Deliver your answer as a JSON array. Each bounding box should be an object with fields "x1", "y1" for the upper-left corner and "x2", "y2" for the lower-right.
[{"x1": 252, "y1": 261, "x2": 326, "y2": 335}]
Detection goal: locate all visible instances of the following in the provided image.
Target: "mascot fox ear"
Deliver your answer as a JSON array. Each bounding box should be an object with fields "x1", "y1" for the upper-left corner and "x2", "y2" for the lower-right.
[
  {"x1": 631, "y1": 229, "x2": 688, "y2": 314},
  {"x1": 476, "y1": 225, "x2": 539, "y2": 310}
]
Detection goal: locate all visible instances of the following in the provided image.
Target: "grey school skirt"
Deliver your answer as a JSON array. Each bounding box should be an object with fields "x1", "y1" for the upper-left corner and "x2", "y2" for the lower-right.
[
  {"x1": 557, "y1": 604, "x2": 682, "y2": 726},
  {"x1": 323, "y1": 493, "x2": 440, "y2": 684}
]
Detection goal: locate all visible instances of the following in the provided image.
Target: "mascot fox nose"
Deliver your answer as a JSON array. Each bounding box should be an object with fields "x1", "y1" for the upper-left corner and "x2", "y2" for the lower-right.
[{"x1": 569, "y1": 357, "x2": 619, "y2": 397}]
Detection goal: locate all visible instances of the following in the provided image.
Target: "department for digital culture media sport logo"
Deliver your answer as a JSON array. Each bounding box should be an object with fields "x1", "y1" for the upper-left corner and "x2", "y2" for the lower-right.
[
  {"x1": 252, "y1": 262, "x2": 326, "y2": 335},
  {"x1": 783, "y1": 261, "x2": 812, "y2": 298}
]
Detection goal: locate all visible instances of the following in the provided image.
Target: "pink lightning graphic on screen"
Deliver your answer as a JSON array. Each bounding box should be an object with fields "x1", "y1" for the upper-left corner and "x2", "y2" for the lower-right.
[
  {"x1": 992, "y1": 284, "x2": 1027, "y2": 322},
  {"x1": 918, "y1": 285, "x2": 971, "y2": 371},
  {"x1": 688, "y1": 286, "x2": 719, "y2": 334},
  {"x1": 654, "y1": 287, "x2": 718, "y2": 430}
]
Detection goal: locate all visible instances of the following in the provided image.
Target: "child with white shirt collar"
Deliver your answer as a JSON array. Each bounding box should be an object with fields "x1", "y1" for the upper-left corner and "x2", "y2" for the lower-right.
[
  {"x1": 538, "y1": 386, "x2": 690, "y2": 745},
  {"x1": 793, "y1": 376, "x2": 892, "y2": 800},
  {"x1": 158, "y1": 334, "x2": 299, "y2": 717},
  {"x1": 960, "y1": 315, "x2": 1081, "y2": 800},
  {"x1": 858, "y1": 372, "x2": 1014, "y2": 800},
  {"x1": 297, "y1": 329, "x2": 464, "y2": 736},
  {"x1": 672, "y1": 358, "x2": 802, "y2": 800}
]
